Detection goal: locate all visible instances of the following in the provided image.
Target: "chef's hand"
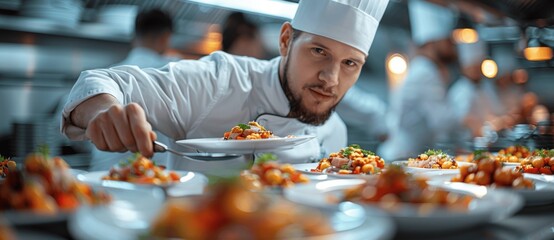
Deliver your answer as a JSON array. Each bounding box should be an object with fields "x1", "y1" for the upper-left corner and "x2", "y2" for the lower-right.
[{"x1": 70, "y1": 94, "x2": 157, "y2": 158}]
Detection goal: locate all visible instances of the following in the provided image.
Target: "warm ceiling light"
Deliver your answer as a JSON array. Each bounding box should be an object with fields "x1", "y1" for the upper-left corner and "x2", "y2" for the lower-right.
[
  {"x1": 386, "y1": 53, "x2": 407, "y2": 75},
  {"x1": 524, "y1": 38, "x2": 553, "y2": 61},
  {"x1": 452, "y1": 28, "x2": 479, "y2": 44},
  {"x1": 481, "y1": 59, "x2": 498, "y2": 79}
]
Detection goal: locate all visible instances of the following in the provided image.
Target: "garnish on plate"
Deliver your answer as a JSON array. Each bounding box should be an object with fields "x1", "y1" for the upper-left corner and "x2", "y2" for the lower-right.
[
  {"x1": 515, "y1": 148, "x2": 554, "y2": 175},
  {"x1": 312, "y1": 144, "x2": 384, "y2": 175},
  {"x1": 223, "y1": 121, "x2": 274, "y2": 140},
  {"x1": 452, "y1": 155, "x2": 534, "y2": 188},
  {"x1": 0, "y1": 149, "x2": 110, "y2": 214},
  {"x1": 342, "y1": 165, "x2": 472, "y2": 212},
  {"x1": 241, "y1": 153, "x2": 309, "y2": 190},
  {"x1": 0, "y1": 155, "x2": 16, "y2": 178},
  {"x1": 148, "y1": 179, "x2": 333, "y2": 239},
  {"x1": 102, "y1": 153, "x2": 180, "y2": 185},
  {"x1": 408, "y1": 149, "x2": 458, "y2": 169}
]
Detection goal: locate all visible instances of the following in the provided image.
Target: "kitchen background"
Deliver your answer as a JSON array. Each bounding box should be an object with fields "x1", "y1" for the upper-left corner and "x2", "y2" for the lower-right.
[{"x1": 0, "y1": 0, "x2": 552, "y2": 167}]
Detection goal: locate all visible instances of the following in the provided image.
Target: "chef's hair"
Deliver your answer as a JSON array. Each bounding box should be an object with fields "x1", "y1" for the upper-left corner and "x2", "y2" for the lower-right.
[{"x1": 134, "y1": 9, "x2": 174, "y2": 38}]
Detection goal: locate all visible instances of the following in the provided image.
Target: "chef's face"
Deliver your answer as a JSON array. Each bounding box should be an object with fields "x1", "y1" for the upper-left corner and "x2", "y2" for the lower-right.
[{"x1": 278, "y1": 23, "x2": 366, "y2": 125}]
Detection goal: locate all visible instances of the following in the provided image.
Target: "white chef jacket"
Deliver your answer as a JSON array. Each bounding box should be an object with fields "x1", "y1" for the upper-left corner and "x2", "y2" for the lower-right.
[
  {"x1": 87, "y1": 47, "x2": 180, "y2": 171},
  {"x1": 377, "y1": 56, "x2": 457, "y2": 161},
  {"x1": 62, "y1": 51, "x2": 346, "y2": 173},
  {"x1": 336, "y1": 85, "x2": 387, "y2": 138}
]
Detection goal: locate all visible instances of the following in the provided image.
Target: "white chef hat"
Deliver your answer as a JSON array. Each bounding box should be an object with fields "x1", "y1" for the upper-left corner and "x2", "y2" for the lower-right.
[
  {"x1": 408, "y1": 0, "x2": 456, "y2": 45},
  {"x1": 291, "y1": 0, "x2": 390, "y2": 55},
  {"x1": 457, "y1": 40, "x2": 486, "y2": 67},
  {"x1": 491, "y1": 43, "x2": 517, "y2": 77}
]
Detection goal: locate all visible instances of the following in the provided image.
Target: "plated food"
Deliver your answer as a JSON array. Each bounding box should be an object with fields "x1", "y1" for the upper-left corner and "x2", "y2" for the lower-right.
[
  {"x1": 0, "y1": 156, "x2": 16, "y2": 178},
  {"x1": 495, "y1": 145, "x2": 531, "y2": 164},
  {"x1": 407, "y1": 149, "x2": 458, "y2": 169},
  {"x1": 102, "y1": 154, "x2": 180, "y2": 185},
  {"x1": 240, "y1": 154, "x2": 309, "y2": 190},
  {"x1": 223, "y1": 121, "x2": 274, "y2": 140},
  {"x1": 515, "y1": 149, "x2": 554, "y2": 175},
  {"x1": 0, "y1": 152, "x2": 110, "y2": 214},
  {"x1": 342, "y1": 166, "x2": 472, "y2": 212},
  {"x1": 285, "y1": 166, "x2": 524, "y2": 233},
  {"x1": 451, "y1": 155, "x2": 534, "y2": 189},
  {"x1": 311, "y1": 144, "x2": 384, "y2": 175},
  {"x1": 149, "y1": 180, "x2": 333, "y2": 240}
]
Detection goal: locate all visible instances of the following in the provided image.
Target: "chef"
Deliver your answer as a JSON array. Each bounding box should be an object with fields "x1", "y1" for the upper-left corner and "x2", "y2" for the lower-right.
[
  {"x1": 482, "y1": 43, "x2": 523, "y2": 132},
  {"x1": 378, "y1": 0, "x2": 458, "y2": 160},
  {"x1": 60, "y1": 0, "x2": 390, "y2": 174},
  {"x1": 447, "y1": 39, "x2": 496, "y2": 149}
]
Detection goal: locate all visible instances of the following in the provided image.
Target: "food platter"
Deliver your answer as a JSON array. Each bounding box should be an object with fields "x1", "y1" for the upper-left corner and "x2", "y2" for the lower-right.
[
  {"x1": 291, "y1": 163, "x2": 378, "y2": 179},
  {"x1": 70, "y1": 193, "x2": 395, "y2": 240},
  {"x1": 76, "y1": 171, "x2": 207, "y2": 197},
  {"x1": 392, "y1": 160, "x2": 476, "y2": 173},
  {"x1": 176, "y1": 135, "x2": 316, "y2": 154},
  {"x1": 285, "y1": 179, "x2": 523, "y2": 233},
  {"x1": 420, "y1": 171, "x2": 554, "y2": 206}
]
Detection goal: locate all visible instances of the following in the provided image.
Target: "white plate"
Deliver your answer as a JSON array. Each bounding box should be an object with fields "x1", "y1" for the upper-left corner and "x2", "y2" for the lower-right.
[
  {"x1": 392, "y1": 160, "x2": 476, "y2": 173},
  {"x1": 76, "y1": 171, "x2": 207, "y2": 197},
  {"x1": 176, "y1": 135, "x2": 316, "y2": 154},
  {"x1": 69, "y1": 185, "x2": 165, "y2": 240},
  {"x1": 292, "y1": 163, "x2": 378, "y2": 180},
  {"x1": 71, "y1": 193, "x2": 394, "y2": 240},
  {"x1": 69, "y1": 168, "x2": 87, "y2": 176},
  {"x1": 285, "y1": 179, "x2": 523, "y2": 233},
  {"x1": 420, "y1": 171, "x2": 554, "y2": 206}
]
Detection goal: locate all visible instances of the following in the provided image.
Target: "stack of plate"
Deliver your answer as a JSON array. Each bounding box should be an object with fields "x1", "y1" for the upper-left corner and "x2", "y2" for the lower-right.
[{"x1": 20, "y1": 0, "x2": 83, "y2": 28}]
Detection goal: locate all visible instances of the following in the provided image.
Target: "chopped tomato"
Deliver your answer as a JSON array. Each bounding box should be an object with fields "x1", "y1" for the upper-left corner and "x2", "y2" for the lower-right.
[
  {"x1": 539, "y1": 167, "x2": 552, "y2": 175},
  {"x1": 523, "y1": 167, "x2": 539, "y2": 174}
]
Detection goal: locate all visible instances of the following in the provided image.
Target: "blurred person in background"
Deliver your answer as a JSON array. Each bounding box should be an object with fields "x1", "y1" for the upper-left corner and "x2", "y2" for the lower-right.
[
  {"x1": 90, "y1": 8, "x2": 177, "y2": 170},
  {"x1": 222, "y1": 12, "x2": 267, "y2": 59},
  {"x1": 447, "y1": 39, "x2": 498, "y2": 151},
  {"x1": 61, "y1": 0, "x2": 390, "y2": 174},
  {"x1": 378, "y1": 0, "x2": 458, "y2": 160},
  {"x1": 482, "y1": 44, "x2": 532, "y2": 134}
]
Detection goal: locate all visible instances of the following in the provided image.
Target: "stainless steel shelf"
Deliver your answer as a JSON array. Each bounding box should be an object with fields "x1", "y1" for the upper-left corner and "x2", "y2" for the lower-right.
[{"x1": 0, "y1": 15, "x2": 131, "y2": 43}]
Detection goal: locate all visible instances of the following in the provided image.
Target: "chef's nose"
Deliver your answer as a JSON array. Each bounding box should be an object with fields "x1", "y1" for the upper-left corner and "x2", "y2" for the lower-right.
[{"x1": 319, "y1": 61, "x2": 340, "y2": 87}]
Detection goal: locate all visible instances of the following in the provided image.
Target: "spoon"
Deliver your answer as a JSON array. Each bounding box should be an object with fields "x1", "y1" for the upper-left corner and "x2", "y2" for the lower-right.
[{"x1": 153, "y1": 141, "x2": 242, "y2": 161}]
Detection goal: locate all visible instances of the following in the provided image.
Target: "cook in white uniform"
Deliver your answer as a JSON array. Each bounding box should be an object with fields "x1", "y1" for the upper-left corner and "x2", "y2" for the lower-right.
[
  {"x1": 482, "y1": 43, "x2": 523, "y2": 132},
  {"x1": 378, "y1": 0, "x2": 458, "y2": 160},
  {"x1": 60, "y1": 0, "x2": 390, "y2": 175},
  {"x1": 89, "y1": 9, "x2": 179, "y2": 171},
  {"x1": 447, "y1": 39, "x2": 497, "y2": 150}
]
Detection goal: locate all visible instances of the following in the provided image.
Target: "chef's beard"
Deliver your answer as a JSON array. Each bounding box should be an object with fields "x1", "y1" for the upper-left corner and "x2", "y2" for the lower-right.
[{"x1": 281, "y1": 58, "x2": 338, "y2": 126}]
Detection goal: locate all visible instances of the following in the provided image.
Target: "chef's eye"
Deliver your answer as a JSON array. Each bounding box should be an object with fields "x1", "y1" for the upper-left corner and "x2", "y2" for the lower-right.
[
  {"x1": 312, "y1": 47, "x2": 326, "y2": 56},
  {"x1": 344, "y1": 60, "x2": 357, "y2": 67}
]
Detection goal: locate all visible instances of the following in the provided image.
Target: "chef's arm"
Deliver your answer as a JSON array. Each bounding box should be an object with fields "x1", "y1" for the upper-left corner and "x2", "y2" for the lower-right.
[
  {"x1": 67, "y1": 92, "x2": 157, "y2": 157},
  {"x1": 69, "y1": 93, "x2": 119, "y2": 129}
]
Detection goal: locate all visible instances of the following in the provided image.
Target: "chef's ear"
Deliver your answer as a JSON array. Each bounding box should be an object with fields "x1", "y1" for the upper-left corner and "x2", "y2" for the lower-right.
[{"x1": 279, "y1": 22, "x2": 294, "y2": 57}]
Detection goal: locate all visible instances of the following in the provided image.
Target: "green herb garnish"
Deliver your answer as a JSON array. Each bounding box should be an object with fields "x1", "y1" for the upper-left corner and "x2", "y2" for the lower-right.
[
  {"x1": 36, "y1": 144, "x2": 50, "y2": 159},
  {"x1": 342, "y1": 144, "x2": 375, "y2": 157},
  {"x1": 255, "y1": 153, "x2": 278, "y2": 165},
  {"x1": 341, "y1": 164, "x2": 349, "y2": 170},
  {"x1": 424, "y1": 149, "x2": 445, "y2": 156},
  {"x1": 238, "y1": 123, "x2": 251, "y2": 130}
]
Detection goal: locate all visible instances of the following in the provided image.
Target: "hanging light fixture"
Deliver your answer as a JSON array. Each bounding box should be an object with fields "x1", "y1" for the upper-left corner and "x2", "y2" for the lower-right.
[
  {"x1": 524, "y1": 38, "x2": 553, "y2": 61},
  {"x1": 452, "y1": 14, "x2": 478, "y2": 44},
  {"x1": 524, "y1": 27, "x2": 553, "y2": 61}
]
